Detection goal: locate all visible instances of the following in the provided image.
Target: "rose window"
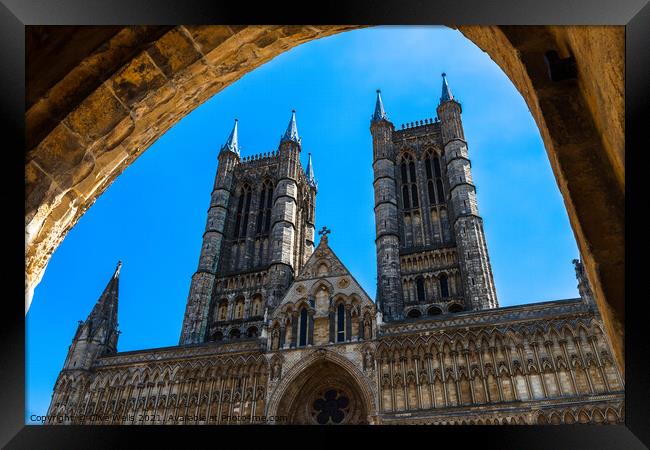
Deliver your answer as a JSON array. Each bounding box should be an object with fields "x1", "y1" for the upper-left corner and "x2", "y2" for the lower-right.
[{"x1": 312, "y1": 389, "x2": 350, "y2": 424}]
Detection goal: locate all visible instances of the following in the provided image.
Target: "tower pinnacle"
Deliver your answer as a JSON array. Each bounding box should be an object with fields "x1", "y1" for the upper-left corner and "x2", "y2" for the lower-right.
[
  {"x1": 87, "y1": 261, "x2": 121, "y2": 329},
  {"x1": 63, "y1": 261, "x2": 122, "y2": 369},
  {"x1": 372, "y1": 89, "x2": 388, "y2": 122},
  {"x1": 221, "y1": 119, "x2": 240, "y2": 155},
  {"x1": 440, "y1": 72, "x2": 454, "y2": 104},
  {"x1": 306, "y1": 152, "x2": 317, "y2": 188},
  {"x1": 281, "y1": 110, "x2": 300, "y2": 144}
]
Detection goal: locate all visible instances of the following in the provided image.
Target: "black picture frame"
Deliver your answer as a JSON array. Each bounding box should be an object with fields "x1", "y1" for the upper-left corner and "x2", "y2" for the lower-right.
[{"x1": 3, "y1": 0, "x2": 648, "y2": 447}]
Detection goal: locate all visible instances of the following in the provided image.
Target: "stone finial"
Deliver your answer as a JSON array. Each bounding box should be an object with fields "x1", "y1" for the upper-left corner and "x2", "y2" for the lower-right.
[
  {"x1": 281, "y1": 110, "x2": 300, "y2": 144},
  {"x1": 371, "y1": 89, "x2": 388, "y2": 122},
  {"x1": 440, "y1": 72, "x2": 454, "y2": 104},
  {"x1": 306, "y1": 152, "x2": 317, "y2": 188},
  {"x1": 573, "y1": 258, "x2": 595, "y2": 305},
  {"x1": 221, "y1": 118, "x2": 240, "y2": 155}
]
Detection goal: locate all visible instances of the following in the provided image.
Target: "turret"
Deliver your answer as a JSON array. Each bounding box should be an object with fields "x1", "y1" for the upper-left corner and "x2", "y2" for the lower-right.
[
  {"x1": 179, "y1": 119, "x2": 240, "y2": 344},
  {"x1": 371, "y1": 90, "x2": 404, "y2": 320},
  {"x1": 436, "y1": 73, "x2": 498, "y2": 310},
  {"x1": 304, "y1": 153, "x2": 317, "y2": 262},
  {"x1": 268, "y1": 111, "x2": 303, "y2": 307},
  {"x1": 573, "y1": 259, "x2": 597, "y2": 308},
  {"x1": 63, "y1": 261, "x2": 122, "y2": 371}
]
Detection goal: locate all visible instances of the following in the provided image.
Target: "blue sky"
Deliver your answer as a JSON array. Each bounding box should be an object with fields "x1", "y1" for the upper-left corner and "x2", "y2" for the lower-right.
[{"x1": 26, "y1": 26, "x2": 580, "y2": 423}]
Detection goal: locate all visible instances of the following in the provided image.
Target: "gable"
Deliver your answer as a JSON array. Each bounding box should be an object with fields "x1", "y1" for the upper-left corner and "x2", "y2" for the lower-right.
[{"x1": 296, "y1": 240, "x2": 349, "y2": 281}]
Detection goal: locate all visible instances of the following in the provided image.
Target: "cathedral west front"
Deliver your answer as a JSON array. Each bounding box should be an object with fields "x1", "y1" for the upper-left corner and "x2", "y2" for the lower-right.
[{"x1": 47, "y1": 75, "x2": 624, "y2": 425}]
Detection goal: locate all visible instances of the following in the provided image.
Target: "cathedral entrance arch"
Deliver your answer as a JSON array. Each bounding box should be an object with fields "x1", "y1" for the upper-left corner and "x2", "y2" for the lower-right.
[{"x1": 268, "y1": 350, "x2": 376, "y2": 424}]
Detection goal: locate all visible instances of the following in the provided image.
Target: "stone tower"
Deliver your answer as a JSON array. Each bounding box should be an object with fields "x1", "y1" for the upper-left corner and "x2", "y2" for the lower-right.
[
  {"x1": 179, "y1": 112, "x2": 317, "y2": 344},
  {"x1": 371, "y1": 74, "x2": 498, "y2": 321},
  {"x1": 370, "y1": 90, "x2": 404, "y2": 320}
]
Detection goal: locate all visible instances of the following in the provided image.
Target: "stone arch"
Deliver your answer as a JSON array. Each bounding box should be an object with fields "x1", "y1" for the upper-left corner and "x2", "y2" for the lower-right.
[
  {"x1": 310, "y1": 278, "x2": 334, "y2": 297},
  {"x1": 25, "y1": 24, "x2": 625, "y2": 374},
  {"x1": 266, "y1": 348, "x2": 377, "y2": 424},
  {"x1": 397, "y1": 147, "x2": 417, "y2": 163},
  {"x1": 316, "y1": 260, "x2": 331, "y2": 277}
]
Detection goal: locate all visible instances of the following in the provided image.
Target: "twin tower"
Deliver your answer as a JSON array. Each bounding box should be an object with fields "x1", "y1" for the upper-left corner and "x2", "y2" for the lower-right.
[{"x1": 179, "y1": 73, "x2": 498, "y2": 345}]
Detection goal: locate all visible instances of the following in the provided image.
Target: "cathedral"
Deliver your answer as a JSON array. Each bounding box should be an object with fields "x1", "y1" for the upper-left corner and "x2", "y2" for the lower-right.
[{"x1": 47, "y1": 74, "x2": 624, "y2": 425}]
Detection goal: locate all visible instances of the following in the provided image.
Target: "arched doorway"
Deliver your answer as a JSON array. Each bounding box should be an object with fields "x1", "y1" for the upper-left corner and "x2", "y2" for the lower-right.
[
  {"x1": 277, "y1": 360, "x2": 369, "y2": 424},
  {"x1": 268, "y1": 350, "x2": 376, "y2": 424}
]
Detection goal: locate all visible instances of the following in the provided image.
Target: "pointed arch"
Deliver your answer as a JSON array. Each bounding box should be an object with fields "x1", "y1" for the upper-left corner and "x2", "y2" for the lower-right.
[{"x1": 266, "y1": 348, "x2": 377, "y2": 421}]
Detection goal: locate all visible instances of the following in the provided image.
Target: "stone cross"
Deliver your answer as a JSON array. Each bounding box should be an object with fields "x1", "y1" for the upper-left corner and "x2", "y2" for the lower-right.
[{"x1": 318, "y1": 226, "x2": 331, "y2": 245}]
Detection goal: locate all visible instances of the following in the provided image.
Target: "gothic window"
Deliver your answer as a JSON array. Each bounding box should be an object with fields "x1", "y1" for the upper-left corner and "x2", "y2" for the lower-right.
[
  {"x1": 427, "y1": 180, "x2": 436, "y2": 205},
  {"x1": 402, "y1": 185, "x2": 410, "y2": 209},
  {"x1": 234, "y1": 184, "x2": 252, "y2": 239},
  {"x1": 436, "y1": 179, "x2": 445, "y2": 203},
  {"x1": 433, "y1": 155, "x2": 442, "y2": 177},
  {"x1": 251, "y1": 295, "x2": 263, "y2": 317},
  {"x1": 217, "y1": 300, "x2": 228, "y2": 321},
  {"x1": 439, "y1": 274, "x2": 449, "y2": 298},
  {"x1": 299, "y1": 307, "x2": 308, "y2": 347},
  {"x1": 234, "y1": 298, "x2": 245, "y2": 319},
  {"x1": 337, "y1": 303, "x2": 345, "y2": 342},
  {"x1": 400, "y1": 154, "x2": 419, "y2": 210},
  {"x1": 255, "y1": 180, "x2": 274, "y2": 235},
  {"x1": 425, "y1": 153, "x2": 445, "y2": 206},
  {"x1": 416, "y1": 277, "x2": 426, "y2": 303}
]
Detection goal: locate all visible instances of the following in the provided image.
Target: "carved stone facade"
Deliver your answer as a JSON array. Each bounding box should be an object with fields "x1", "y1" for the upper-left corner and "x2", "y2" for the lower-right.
[{"x1": 47, "y1": 77, "x2": 624, "y2": 425}]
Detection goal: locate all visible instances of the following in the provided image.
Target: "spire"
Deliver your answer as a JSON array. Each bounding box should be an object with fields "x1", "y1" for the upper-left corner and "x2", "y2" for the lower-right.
[
  {"x1": 305, "y1": 152, "x2": 317, "y2": 188},
  {"x1": 440, "y1": 72, "x2": 454, "y2": 104},
  {"x1": 281, "y1": 110, "x2": 300, "y2": 144},
  {"x1": 221, "y1": 119, "x2": 240, "y2": 155},
  {"x1": 371, "y1": 89, "x2": 388, "y2": 122},
  {"x1": 85, "y1": 261, "x2": 121, "y2": 340}
]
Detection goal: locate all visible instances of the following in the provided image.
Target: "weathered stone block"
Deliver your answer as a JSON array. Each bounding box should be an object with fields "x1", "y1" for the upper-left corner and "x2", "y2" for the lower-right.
[
  {"x1": 31, "y1": 124, "x2": 87, "y2": 184},
  {"x1": 110, "y1": 52, "x2": 168, "y2": 108},
  {"x1": 183, "y1": 25, "x2": 236, "y2": 55},
  {"x1": 64, "y1": 83, "x2": 129, "y2": 142},
  {"x1": 147, "y1": 28, "x2": 203, "y2": 78}
]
